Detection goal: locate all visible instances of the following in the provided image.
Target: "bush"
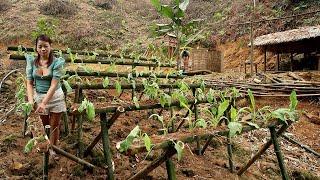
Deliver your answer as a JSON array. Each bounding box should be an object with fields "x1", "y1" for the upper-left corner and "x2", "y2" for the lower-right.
[
  {"x1": 0, "y1": 0, "x2": 11, "y2": 12},
  {"x1": 91, "y1": 0, "x2": 117, "y2": 10},
  {"x1": 40, "y1": 0, "x2": 78, "y2": 17}
]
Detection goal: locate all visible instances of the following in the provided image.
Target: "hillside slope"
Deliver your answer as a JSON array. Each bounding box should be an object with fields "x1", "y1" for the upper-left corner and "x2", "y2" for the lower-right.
[{"x1": 0, "y1": 0, "x2": 319, "y2": 70}]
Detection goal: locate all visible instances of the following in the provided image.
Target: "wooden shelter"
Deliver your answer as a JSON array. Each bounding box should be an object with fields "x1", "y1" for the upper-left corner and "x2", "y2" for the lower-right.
[{"x1": 252, "y1": 25, "x2": 320, "y2": 71}]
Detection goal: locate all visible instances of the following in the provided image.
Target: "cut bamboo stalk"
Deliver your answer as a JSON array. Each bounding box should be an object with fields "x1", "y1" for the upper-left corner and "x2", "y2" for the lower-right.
[
  {"x1": 269, "y1": 126, "x2": 289, "y2": 180},
  {"x1": 100, "y1": 113, "x2": 114, "y2": 180},
  {"x1": 165, "y1": 159, "x2": 177, "y2": 180},
  {"x1": 43, "y1": 125, "x2": 50, "y2": 180},
  {"x1": 52, "y1": 145, "x2": 96, "y2": 169}
]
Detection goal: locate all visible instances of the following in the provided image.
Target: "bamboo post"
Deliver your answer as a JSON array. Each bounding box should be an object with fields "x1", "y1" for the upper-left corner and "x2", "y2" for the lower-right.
[
  {"x1": 264, "y1": 47, "x2": 267, "y2": 72},
  {"x1": 128, "y1": 146, "x2": 176, "y2": 180},
  {"x1": 62, "y1": 112, "x2": 69, "y2": 137},
  {"x1": 269, "y1": 126, "x2": 289, "y2": 180},
  {"x1": 227, "y1": 134, "x2": 234, "y2": 172},
  {"x1": 23, "y1": 115, "x2": 28, "y2": 137},
  {"x1": 77, "y1": 87, "x2": 84, "y2": 158},
  {"x1": 84, "y1": 107, "x2": 125, "y2": 157},
  {"x1": 72, "y1": 85, "x2": 80, "y2": 130},
  {"x1": 200, "y1": 135, "x2": 214, "y2": 155},
  {"x1": 237, "y1": 122, "x2": 291, "y2": 176},
  {"x1": 282, "y1": 134, "x2": 320, "y2": 157},
  {"x1": 100, "y1": 112, "x2": 114, "y2": 180},
  {"x1": 51, "y1": 145, "x2": 96, "y2": 169},
  {"x1": 43, "y1": 125, "x2": 50, "y2": 180},
  {"x1": 192, "y1": 88, "x2": 201, "y2": 155},
  {"x1": 165, "y1": 159, "x2": 177, "y2": 180}
]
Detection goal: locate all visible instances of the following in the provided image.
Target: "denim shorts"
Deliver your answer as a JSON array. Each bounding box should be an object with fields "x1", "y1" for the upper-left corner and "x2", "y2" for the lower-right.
[{"x1": 34, "y1": 88, "x2": 67, "y2": 115}]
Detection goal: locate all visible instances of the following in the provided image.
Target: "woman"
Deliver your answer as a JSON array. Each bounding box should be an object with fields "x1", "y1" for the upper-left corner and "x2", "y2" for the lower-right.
[{"x1": 25, "y1": 34, "x2": 66, "y2": 159}]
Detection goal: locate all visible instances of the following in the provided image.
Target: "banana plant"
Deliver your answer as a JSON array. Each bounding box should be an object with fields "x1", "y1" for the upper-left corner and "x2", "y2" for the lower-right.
[
  {"x1": 150, "y1": 0, "x2": 205, "y2": 58},
  {"x1": 239, "y1": 89, "x2": 271, "y2": 122},
  {"x1": 204, "y1": 99, "x2": 230, "y2": 127},
  {"x1": 227, "y1": 106, "x2": 242, "y2": 137},
  {"x1": 116, "y1": 126, "x2": 152, "y2": 153},
  {"x1": 271, "y1": 91, "x2": 299, "y2": 124},
  {"x1": 78, "y1": 98, "x2": 96, "y2": 122}
]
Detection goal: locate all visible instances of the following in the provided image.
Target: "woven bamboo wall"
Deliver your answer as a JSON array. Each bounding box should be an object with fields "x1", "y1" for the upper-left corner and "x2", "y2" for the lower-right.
[{"x1": 189, "y1": 48, "x2": 223, "y2": 72}]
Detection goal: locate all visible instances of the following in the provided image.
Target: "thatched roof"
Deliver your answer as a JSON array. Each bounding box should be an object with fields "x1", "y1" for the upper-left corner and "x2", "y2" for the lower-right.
[{"x1": 253, "y1": 25, "x2": 320, "y2": 46}]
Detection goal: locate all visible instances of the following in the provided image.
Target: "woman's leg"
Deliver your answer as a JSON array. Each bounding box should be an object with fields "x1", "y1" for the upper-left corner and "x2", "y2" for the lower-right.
[
  {"x1": 40, "y1": 115, "x2": 50, "y2": 127},
  {"x1": 49, "y1": 113, "x2": 62, "y2": 146}
]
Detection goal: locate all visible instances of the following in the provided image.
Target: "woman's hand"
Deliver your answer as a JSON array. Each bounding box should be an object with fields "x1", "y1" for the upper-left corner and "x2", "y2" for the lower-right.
[{"x1": 35, "y1": 102, "x2": 46, "y2": 114}]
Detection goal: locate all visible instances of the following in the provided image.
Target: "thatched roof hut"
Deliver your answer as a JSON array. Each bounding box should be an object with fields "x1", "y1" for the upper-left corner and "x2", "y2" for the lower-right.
[{"x1": 252, "y1": 26, "x2": 320, "y2": 71}]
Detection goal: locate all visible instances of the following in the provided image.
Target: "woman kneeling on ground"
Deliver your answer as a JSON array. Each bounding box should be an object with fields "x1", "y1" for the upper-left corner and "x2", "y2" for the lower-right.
[{"x1": 25, "y1": 34, "x2": 66, "y2": 160}]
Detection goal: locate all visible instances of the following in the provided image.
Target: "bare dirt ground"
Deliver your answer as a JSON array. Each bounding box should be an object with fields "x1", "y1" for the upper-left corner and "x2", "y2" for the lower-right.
[{"x1": 0, "y1": 68, "x2": 319, "y2": 180}]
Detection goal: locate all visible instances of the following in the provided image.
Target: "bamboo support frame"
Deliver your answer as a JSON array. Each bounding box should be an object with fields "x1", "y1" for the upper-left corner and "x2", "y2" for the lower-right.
[
  {"x1": 282, "y1": 134, "x2": 320, "y2": 157},
  {"x1": 128, "y1": 146, "x2": 177, "y2": 180},
  {"x1": 269, "y1": 126, "x2": 289, "y2": 180},
  {"x1": 77, "y1": 87, "x2": 84, "y2": 157},
  {"x1": 100, "y1": 112, "x2": 114, "y2": 180},
  {"x1": 7, "y1": 46, "x2": 163, "y2": 63},
  {"x1": 9, "y1": 54, "x2": 175, "y2": 68},
  {"x1": 237, "y1": 122, "x2": 291, "y2": 176},
  {"x1": 84, "y1": 107, "x2": 125, "y2": 157},
  {"x1": 52, "y1": 145, "x2": 96, "y2": 169}
]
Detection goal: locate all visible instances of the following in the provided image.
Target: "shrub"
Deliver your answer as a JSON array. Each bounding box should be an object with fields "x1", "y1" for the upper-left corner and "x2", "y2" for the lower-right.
[
  {"x1": 91, "y1": 0, "x2": 117, "y2": 10},
  {"x1": 40, "y1": 0, "x2": 78, "y2": 17},
  {"x1": 0, "y1": 0, "x2": 11, "y2": 12}
]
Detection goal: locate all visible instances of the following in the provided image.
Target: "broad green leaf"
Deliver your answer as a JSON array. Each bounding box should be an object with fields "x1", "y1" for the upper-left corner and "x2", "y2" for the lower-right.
[
  {"x1": 149, "y1": 114, "x2": 164, "y2": 127},
  {"x1": 246, "y1": 122, "x2": 259, "y2": 129},
  {"x1": 143, "y1": 133, "x2": 152, "y2": 152},
  {"x1": 86, "y1": 102, "x2": 95, "y2": 121},
  {"x1": 118, "y1": 126, "x2": 140, "y2": 152},
  {"x1": 115, "y1": 80, "x2": 122, "y2": 96},
  {"x1": 248, "y1": 89, "x2": 255, "y2": 111},
  {"x1": 174, "y1": 141, "x2": 185, "y2": 161},
  {"x1": 133, "y1": 96, "x2": 140, "y2": 108},
  {"x1": 195, "y1": 119, "x2": 207, "y2": 128},
  {"x1": 150, "y1": 0, "x2": 161, "y2": 10},
  {"x1": 62, "y1": 80, "x2": 72, "y2": 93},
  {"x1": 24, "y1": 138, "x2": 36, "y2": 153},
  {"x1": 230, "y1": 106, "x2": 237, "y2": 122},
  {"x1": 160, "y1": 5, "x2": 174, "y2": 19},
  {"x1": 207, "y1": 88, "x2": 215, "y2": 103},
  {"x1": 217, "y1": 100, "x2": 229, "y2": 118},
  {"x1": 103, "y1": 77, "x2": 109, "y2": 88},
  {"x1": 179, "y1": 0, "x2": 189, "y2": 12},
  {"x1": 228, "y1": 122, "x2": 242, "y2": 137},
  {"x1": 289, "y1": 91, "x2": 298, "y2": 111}
]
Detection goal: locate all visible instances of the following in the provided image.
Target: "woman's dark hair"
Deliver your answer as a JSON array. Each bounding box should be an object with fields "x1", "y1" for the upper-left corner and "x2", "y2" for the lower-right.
[
  {"x1": 35, "y1": 34, "x2": 54, "y2": 67},
  {"x1": 181, "y1": 50, "x2": 189, "y2": 58}
]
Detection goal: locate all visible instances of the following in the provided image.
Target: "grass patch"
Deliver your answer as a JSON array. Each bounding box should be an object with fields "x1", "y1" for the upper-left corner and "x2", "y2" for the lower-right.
[
  {"x1": 0, "y1": 0, "x2": 11, "y2": 12},
  {"x1": 40, "y1": 0, "x2": 78, "y2": 17}
]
